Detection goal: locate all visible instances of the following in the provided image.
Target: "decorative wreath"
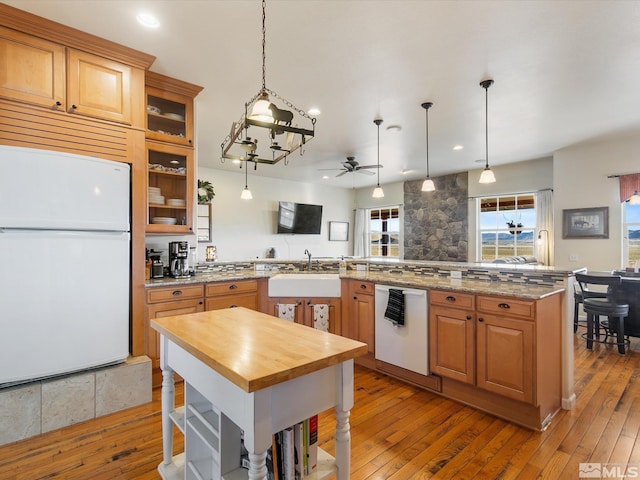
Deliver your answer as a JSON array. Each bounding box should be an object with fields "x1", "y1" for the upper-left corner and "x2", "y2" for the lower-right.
[{"x1": 198, "y1": 179, "x2": 215, "y2": 203}]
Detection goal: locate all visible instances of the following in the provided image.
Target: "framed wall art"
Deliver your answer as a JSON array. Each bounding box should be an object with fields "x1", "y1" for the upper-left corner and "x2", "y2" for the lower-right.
[
  {"x1": 562, "y1": 207, "x2": 609, "y2": 239},
  {"x1": 329, "y1": 221, "x2": 349, "y2": 241}
]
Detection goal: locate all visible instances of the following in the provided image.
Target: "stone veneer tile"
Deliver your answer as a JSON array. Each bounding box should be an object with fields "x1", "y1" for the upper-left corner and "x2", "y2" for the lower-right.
[
  {"x1": 0, "y1": 383, "x2": 41, "y2": 445},
  {"x1": 42, "y1": 373, "x2": 95, "y2": 433},
  {"x1": 95, "y1": 356, "x2": 151, "y2": 417}
]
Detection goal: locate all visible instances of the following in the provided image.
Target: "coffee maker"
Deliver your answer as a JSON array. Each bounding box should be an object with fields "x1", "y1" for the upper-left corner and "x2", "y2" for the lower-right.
[{"x1": 168, "y1": 241, "x2": 190, "y2": 278}]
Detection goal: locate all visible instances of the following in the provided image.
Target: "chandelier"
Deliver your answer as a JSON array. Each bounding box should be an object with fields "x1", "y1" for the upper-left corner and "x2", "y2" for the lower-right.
[{"x1": 220, "y1": 0, "x2": 316, "y2": 166}]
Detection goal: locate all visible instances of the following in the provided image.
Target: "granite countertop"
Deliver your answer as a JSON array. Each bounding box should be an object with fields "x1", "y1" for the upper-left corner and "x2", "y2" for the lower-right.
[{"x1": 146, "y1": 269, "x2": 564, "y2": 300}]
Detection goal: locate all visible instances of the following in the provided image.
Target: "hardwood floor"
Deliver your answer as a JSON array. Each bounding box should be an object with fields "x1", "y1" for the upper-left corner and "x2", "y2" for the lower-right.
[{"x1": 1, "y1": 334, "x2": 640, "y2": 479}]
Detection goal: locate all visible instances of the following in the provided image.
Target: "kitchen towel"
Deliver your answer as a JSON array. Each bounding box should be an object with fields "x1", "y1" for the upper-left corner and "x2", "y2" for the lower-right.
[
  {"x1": 313, "y1": 304, "x2": 329, "y2": 332},
  {"x1": 384, "y1": 289, "x2": 405, "y2": 326},
  {"x1": 277, "y1": 304, "x2": 296, "y2": 322}
]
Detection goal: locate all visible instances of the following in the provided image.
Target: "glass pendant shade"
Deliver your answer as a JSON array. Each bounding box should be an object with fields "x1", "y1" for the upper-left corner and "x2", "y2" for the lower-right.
[
  {"x1": 240, "y1": 187, "x2": 253, "y2": 200},
  {"x1": 629, "y1": 191, "x2": 640, "y2": 205},
  {"x1": 479, "y1": 167, "x2": 496, "y2": 184},
  {"x1": 372, "y1": 185, "x2": 384, "y2": 198},
  {"x1": 248, "y1": 93, "x2": 274, "y2": 122},
  {"x1": 421, "y1": 178, "x2": 435, "y2": 192}
]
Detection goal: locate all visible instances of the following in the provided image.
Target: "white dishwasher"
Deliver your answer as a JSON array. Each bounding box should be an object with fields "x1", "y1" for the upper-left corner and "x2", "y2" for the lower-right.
[{"x1": 374, "y1": 285, "x2": 429, "y2": 375}]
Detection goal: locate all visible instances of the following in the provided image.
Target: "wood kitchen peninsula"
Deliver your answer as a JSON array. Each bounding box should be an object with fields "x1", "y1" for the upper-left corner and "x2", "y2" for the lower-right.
[
  {"x1": 151, "y1": 307, "x2": 367, "y2": 480},
  {"x1": 147, "y1": 259, "x2": 572, "y2": 431}
]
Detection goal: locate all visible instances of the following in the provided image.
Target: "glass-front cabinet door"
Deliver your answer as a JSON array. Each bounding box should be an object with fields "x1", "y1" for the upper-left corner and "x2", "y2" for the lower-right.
[{"x1": 146, "y1": 141, "x2": 194, "y2": 234}]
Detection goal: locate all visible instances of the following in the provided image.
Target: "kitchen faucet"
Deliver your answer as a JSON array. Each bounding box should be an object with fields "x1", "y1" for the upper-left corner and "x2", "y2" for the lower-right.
[{"x1": 304, "y1": 249, "x2": 312, "y2": 271}]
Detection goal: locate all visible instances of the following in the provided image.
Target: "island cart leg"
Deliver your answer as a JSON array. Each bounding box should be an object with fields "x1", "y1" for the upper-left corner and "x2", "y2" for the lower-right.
[
  {"x1": 335, "y1": 360, "x2": 354, "y2": 479},
  {"x1": 247, "y1": 451, "x2": 268, "y2": 480},
  {"x1": 160, "y1": 340, "x2": 175, "y2": 466}
]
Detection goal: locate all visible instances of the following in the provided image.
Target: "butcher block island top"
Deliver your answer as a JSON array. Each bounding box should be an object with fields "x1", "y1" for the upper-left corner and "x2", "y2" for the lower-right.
[{"x1": 151, "y1": 307, "x2": 368, "y2": 392}]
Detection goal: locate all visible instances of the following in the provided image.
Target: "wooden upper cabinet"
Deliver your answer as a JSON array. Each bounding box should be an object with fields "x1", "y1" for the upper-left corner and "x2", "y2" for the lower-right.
[
  {"x1": 145, "y1": 71, "x2": 203, "y2": 146},
  {"x1": 0, "y1": 26, "x2": 65, "y2": 109},
  {"x1": 67, "y1": 48, "x2": 132, "y2": 124}
]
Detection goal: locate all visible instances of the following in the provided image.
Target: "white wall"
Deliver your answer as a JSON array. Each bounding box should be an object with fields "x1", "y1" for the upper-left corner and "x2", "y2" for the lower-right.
[
  {"x1": 467, "y1": 157, "x2": 554, "y2": 262},
  {"x1": 553, "y1": 132, "x2": 640, "y2": 271},
  {"x1": 195, "y1": 166, "x2": 355, "y2": 261}
]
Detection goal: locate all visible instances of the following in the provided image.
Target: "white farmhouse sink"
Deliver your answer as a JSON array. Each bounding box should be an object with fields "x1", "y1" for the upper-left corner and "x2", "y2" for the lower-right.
[{"x1": 268, "y1": 273, "x2": 341, "y2": 298}]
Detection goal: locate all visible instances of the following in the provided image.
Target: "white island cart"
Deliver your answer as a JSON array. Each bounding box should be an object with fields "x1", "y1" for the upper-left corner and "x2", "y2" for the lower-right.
[{"x1": 152, "y1": 307, "x2": 367, "y2": 480}]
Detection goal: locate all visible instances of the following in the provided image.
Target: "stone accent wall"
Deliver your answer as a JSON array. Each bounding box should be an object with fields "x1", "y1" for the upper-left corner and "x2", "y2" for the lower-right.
[{"x1": 404, "y1": 173, "x2": 469, "y2": 261}]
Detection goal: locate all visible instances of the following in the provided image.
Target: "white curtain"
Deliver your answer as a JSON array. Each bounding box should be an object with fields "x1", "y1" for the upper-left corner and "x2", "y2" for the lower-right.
[
  {"x1": 354, "y1": 208, "x2": 368, "y2": 258},
  {"x1": 535, "y1": 189, "x2": 554, "y2": 265}
]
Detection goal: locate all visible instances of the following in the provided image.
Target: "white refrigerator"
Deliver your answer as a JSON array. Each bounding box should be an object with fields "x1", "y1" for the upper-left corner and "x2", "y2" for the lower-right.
[{"x1": 0, "y1": 146, "x2": 131, "y2": 386}]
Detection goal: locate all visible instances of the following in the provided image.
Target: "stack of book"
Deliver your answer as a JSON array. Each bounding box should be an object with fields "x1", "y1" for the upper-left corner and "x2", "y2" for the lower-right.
[{"x1": 266, "y1": 415, "x2": 318, "y2": 480}]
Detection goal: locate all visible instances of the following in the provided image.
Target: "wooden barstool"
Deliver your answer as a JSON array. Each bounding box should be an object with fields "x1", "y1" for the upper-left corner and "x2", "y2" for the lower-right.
[{"x1": 575, "y1": 273, "x2": 630, "y2": 354}]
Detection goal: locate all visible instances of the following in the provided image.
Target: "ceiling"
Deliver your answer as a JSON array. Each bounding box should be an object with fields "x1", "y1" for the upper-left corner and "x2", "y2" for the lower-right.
[{"x1": 6, "y1": 0, "x2": 640, "y2": 189}]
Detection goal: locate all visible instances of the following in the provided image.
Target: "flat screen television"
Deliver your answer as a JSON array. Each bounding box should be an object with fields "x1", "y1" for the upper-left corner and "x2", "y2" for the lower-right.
[{"x1": 277, "y1": 201, "x2": 323, "y2": 234}]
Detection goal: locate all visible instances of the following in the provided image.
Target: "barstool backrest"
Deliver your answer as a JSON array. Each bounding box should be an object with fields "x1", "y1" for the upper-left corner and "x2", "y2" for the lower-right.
[{"x1": 575, "y1": 273, "x2": 623, "y2": 303}]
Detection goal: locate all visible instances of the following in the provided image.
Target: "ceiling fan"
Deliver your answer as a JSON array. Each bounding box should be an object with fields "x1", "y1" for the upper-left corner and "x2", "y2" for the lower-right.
[{"x1": 319, "y1": 156, "x2": 382, "y2": 177}]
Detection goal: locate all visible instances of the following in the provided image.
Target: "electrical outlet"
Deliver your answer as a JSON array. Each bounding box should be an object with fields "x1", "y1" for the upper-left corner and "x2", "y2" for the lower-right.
[
  {"x1": 450, "y1": 270, "x2": 462, "y2": 279},
  {"x1": 569, "y1": 254, "x2": 578, "y2": 262}
]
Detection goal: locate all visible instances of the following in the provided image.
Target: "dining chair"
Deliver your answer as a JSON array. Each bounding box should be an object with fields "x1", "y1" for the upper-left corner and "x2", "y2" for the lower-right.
[
  {"x1": 573, "y1": 280, "x2": 607, "y2": 332},
  {"x1": 575, "y1": 273, "x2": 630, "y2": 354}
]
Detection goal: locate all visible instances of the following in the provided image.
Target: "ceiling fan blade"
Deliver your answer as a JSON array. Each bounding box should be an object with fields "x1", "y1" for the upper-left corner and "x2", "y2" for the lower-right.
[
  {"x1": 336, "y1": 171, "x2": 348, "y2": 177},
  {"x1": 356, "y1": 170, "x2": 376, "y2": 176},
  {"x1": 318, "y1": 168, "x2": 346, "y2": 171},
  {"x1": 357, "y1": 164, "x2": 382, "y2": 170}
]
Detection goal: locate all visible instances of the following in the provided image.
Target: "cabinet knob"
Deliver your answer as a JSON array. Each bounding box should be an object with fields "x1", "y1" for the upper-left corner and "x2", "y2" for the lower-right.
[
  {"x1": 229, "y1": 284, "x2": 237, "y2": 290},
  {"x1": 54, "y1": 101, "x2": 62, "y2": 108},
  {"x1": 498, "y1": 303, "x2": 511, "y2": 309},
  {"x1": 198, "y1": 301, "x2": 203, "y2": 305},
  {"x1": 172, "y1": 290, "x2": 182, "y2": 296},
  {"x1": 478, "y1": 317, "x2": 484, "y2": 322},
  {"x1": 466, "y1": 315, "x2": 472, "y2": 320},
  {"x1": 230, "y1": 304, "x2": 237, "y2": 308},
  {"x1": 307, "y1": 300, "x2": 312, "y2": 306},
  {"x1": 360, "y1": 284, "x2": 367, "y2": 290},
  {"x1": 445, "y1": 296, "x2": 456, "y2": 302},
  {"x1": 68, "y1": 104, "x2": 77, "y2": 112},
  {"x1": 353, "y1": 296, "x2": 357, "y2": 300}
]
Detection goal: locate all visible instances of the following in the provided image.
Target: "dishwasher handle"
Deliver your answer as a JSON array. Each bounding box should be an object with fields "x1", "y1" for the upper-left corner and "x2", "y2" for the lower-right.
[{"x1": 374, "y1": 285, "x2": 426, "y2": 297}]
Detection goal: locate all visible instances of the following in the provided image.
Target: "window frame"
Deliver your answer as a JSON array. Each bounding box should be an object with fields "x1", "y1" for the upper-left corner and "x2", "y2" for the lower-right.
[
  {"x1": 476, "y1": 193, "x2": 537, "y2": 262},
  {"x1": 369, "y1": 206, "x2": 400, "y2": 258},
  {"x1": 622, "y1": 201, "x2": 640, "y2": 268}
]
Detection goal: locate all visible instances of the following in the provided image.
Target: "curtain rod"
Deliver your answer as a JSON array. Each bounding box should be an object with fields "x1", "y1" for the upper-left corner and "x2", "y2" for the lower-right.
[
  {"x1": 607, "y1": 173, "x2": 640, "y2": 178},
  {"x1": 467, "y1": 187, "x2": 553, "y2": 200}
]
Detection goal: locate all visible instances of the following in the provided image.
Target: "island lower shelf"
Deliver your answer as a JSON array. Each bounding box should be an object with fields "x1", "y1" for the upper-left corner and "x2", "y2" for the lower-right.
[{"x1": 159, "y1": 448, "x2": 337, "y2": 480}]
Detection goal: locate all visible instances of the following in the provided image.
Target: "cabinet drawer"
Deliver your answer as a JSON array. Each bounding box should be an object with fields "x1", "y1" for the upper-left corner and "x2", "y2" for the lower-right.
[
  {"x1": 147, "y1": 284, "x2": 204, "y2": 304},
  {"x1": 206, "y1": 280, "x2": 258, "y2": 297},
  {"x1": 349, "y1": 280, "x2": 374, "y2": 296},
  {"x1": 476, "y1": 295, "x2": 534, "y2": 319},
  {"x1": 206, "y1": 293, "x2": 257, "y2": 311},
  {"x1": 430, "y1": 290, "x2": 475, "y2": 310}
]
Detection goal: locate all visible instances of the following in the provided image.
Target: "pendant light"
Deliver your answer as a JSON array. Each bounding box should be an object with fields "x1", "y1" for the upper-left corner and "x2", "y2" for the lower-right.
[
  {"x1": 220, "y1": 0, "x2": 316, "y2": 166},
  {"x1": 372, "y1": 118, "x2": 384, "y2": 198},
  {"x1": 240, "y1": 161, "x2": 253, "y2": 200},
  {"x1": 478, "y1": 79, "x2": 496, "y2": 184},
  {"x1": 421, "y1": 102, "x2": 435, "y2": 192}
]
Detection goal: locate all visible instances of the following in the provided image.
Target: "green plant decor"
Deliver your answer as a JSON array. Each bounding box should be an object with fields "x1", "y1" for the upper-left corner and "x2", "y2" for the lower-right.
[{"x1": 198, "y1": 180, "x2": 215, "y2": 203}]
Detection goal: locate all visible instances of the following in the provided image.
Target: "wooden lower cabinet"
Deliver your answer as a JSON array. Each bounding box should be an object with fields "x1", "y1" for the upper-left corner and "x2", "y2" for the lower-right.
[
  {"x1": 146, "y1": 284, "x2": 204, "y2": 387},
  {"x1": 205, "y1": 279, "x2": 258, "y2": 311},
  {"x1": 430, "y1": 289, "x2": 562, "y2": 430},
  {"x1": 341, "y1": 279, "x2": 375, "y2": 360},
  {"x1": 429, "y1": 294, "x2": 475, "y2": 384}
]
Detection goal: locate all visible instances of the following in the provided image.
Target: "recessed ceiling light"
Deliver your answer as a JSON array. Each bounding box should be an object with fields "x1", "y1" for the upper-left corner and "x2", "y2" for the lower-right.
[
  {"x1": 386, "y1": 125, "x2": 402, "y2": 132},
  {"x1": 453, "y1": 145, "x2": 464, "y2": 151},
  {"x1": 308, "y1": 107, "x2": 321, "y2": 116},
  {"x1": 322, "y1": 175, "x2": 329, "y2": 179},
  {"x1": 400, "y1": 169, "x2": 412, "y2": 175},
  {"x1": 136, "y1": 12, "x2": 160, "y2": 28}
]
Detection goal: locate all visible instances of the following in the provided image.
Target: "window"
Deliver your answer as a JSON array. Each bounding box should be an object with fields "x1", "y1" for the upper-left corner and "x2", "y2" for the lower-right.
[
  {"x1": 478, "y1": 194, "x2": 536, "y2": 261},
  {"x1": 623, "y1": 201, "x2": 640, "y2": 267},
  {"x1": 369, "y1": 207, "x2": 400, "y2": 258}
]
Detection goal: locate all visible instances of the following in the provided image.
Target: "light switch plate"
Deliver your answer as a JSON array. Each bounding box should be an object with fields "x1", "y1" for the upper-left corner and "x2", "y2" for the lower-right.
[{"x1": 450, "y1": 270, "x2": 462, "y2": 279}]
